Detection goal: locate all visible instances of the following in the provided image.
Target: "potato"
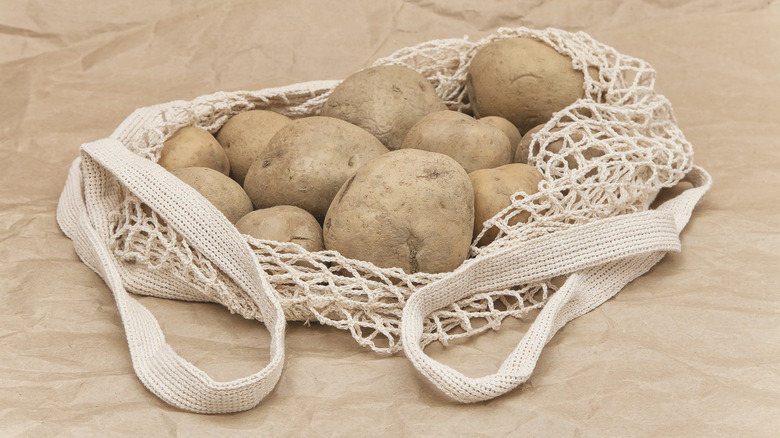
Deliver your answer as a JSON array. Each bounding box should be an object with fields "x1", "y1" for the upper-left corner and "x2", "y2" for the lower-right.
[
  {"x1": 235, "y1": 205, "x2": 324, "y2": 252},
  {"x1": 469, "y1": 163, "x2": 544, "y2": 246},
  {"x1": 319, "y1": 65, "x2": 446, "y2": 150},
  {"x1": 466, "y1": 37, "x2": 589, "y2": 134},
  {"x1": 216, "y1": 110, "x2": 292, "y2": 185},
  {"x1": 158, "y1": 126, "x2": 230, "y2": 175},
  {"x1": 243, "y1": 116, "x2": 389, "y2": 222},
  {"x1": 479, "y1": 116, "x2": 522, "y2": 159},
  {"x1": 324, "y1": 149, "x2": 474, "y2": 274},
  {"x1": 514, "y1": 124, "x2": 544, "y2": 164},
  {"x1": 516, "y1": 124, "x2": 602, "y2": 169},
  {"x1": 170, "y1": 167, "x2": 253, "y2": 224},
  {"x1": 401, "y1": 110, "x2": 512, "y2": 173}
]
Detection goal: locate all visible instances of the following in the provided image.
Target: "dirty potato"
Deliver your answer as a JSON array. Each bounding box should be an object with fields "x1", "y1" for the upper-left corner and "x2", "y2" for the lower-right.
[
  {"x1": 514, "y1": 124, "x2": 545, "y2": 164},
  {"x1": 469, "y1": 163, "x2": 544, "y2": 246},
  {"x1": 401, "y1": 110, "x2": 512, "y2": 173},
  {"x1": 319, "y1": 65, "x2": 446, "y2": 150},
  {"x1": 516, "y1": 124, "x2": 602, "y2": 169},
  {"x1": 323, "y1": 149, "x2": 474, "y2": 274},
  {"x1": 235, "y1": 205, "x2": 324, "y2": 252},
  {"x1": 243, "y1": 116, "x2": 389, "y2": 222},
  {"x1": 158, "y1": 126, "x2": 230, "y2": 175},
  {"x1": 466, "y1": 37, "x2": 590, "y2": 134},
  {"x1": 479, "y1": 115, "x2": 522, "y2": 159},
  {"x1": 170, "y1": 167, "x2": 253, "y2": 224},
  {"x1": 216, "y1": 110, "x2": 292, "y2": 185}
]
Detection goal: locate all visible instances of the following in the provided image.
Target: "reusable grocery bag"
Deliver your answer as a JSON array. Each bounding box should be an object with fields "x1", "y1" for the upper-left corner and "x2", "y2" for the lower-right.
[{"x1": 58, "y1": 27, "x2": 711, "y2": 413}]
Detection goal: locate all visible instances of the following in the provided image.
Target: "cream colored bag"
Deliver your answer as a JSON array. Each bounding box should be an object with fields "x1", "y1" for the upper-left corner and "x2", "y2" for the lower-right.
[{"x1": 57, "y1": 27, "x2": 711, "y2": 413}]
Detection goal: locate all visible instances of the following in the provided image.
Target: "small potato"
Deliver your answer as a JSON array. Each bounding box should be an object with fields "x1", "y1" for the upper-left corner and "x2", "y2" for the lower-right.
[
  {"x1": 243, "y1": 116, "x2": 389, "y2": 222},
  {"x1": 324, "y1": 149, "x2": 474, "y2": 274},
  {"x1": 170, "y1": 167, "x2": 253, "y2": 224},
  {"x1": 466, "y1": 37, "x2": 589, "y2": 134},
  {"x1": 479, "y1": 116, "x2": 522, "y2": 159},
  {"x1": 541, "y1": 130, "x2": 602, "y2": 169},
  {"x1": 235, "y1": 206, "x2": 324, "y2": 252},
  {"x1": 515, "y1": 124, "x2": 545, "y2": 164},
  {"x1": 516, "y1": 124, "x2": 602, "y2": 169},
  {"x1": 216, "y1": 110, "x2": 292, "y2": 185},
  {"x1": 401, "y1": 110, "x2": 512, "y2": 173},
  {"x1": 319, "y1": 65, "x2": 446, "y2": 150},
  {"x1": 158, "y1": 126, "x2": 230, "y2": 175},
  {"x1": 469, "y1": 163, "x2": 544, "y2": 246}
]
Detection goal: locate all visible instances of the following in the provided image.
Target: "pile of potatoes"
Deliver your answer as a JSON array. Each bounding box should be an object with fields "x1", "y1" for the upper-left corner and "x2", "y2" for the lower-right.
[{"x1": 158, "y1": 37, "x2": 591, "y2": 274}]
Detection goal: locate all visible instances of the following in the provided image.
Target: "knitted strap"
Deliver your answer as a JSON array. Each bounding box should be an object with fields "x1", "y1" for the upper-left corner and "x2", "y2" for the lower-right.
[
  {"x1": 56, "y1": 139, "x2": 286, "y2": 414},
  {"x1": 401, "y1": 166, "x2": 712, "y2": 403}
]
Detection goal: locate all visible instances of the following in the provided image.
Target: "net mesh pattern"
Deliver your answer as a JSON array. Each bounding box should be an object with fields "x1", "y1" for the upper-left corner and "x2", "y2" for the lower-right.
[{"x1": 104, "y1": 27, "x2": 692, "y2": 354}]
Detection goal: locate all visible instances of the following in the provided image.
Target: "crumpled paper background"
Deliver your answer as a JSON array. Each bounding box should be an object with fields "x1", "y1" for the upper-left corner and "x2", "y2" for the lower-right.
[{"x1": 2, "y1": 0, "x2": 779, "y2": 435}]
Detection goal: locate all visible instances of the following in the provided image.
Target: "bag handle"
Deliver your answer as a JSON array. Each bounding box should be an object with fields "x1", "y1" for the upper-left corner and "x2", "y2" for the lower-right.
[
  {"x1": 401, "y1": 166, "x2": 712, "y2": 403},
  {"x1": 57, "y1": 139, "x2": 286, "y2": 414}
]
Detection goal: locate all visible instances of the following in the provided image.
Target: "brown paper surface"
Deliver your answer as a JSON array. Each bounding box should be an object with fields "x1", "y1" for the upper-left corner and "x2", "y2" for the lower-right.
[{"x1": 2, "y1": 0, "x2": 779, "y2": 435}]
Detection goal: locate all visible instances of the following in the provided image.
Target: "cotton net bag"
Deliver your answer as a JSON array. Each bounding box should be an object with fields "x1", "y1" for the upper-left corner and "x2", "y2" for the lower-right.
[{"x1": 57, "y1": 26, "x2": 711, "y2": 413}]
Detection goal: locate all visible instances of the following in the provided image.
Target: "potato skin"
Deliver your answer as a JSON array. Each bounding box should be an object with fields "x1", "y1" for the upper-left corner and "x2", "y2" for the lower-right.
[
  {"x1": 235, "y1": 205, "x2": 324, "y2": 252},
  {"x1": 319, "y1": 65, "x2": 446, "y2": 151},
  {"x1": 170, "y1": 167, "x2": 253, "y2": 224},
  {"x1": 514, "y1": 124, "x2": 544, "y2": 164},
  {"x1": 479, "y1": 116, "x2": 522, "y2": 159},
  {"x1": 216, "y1": 110, "x2": 292, "y2": 185},
  {"x1": 516, "y1": 124, "x2": 601, "y2": 169},
  {"x1": 323, "y1": 149, "x2": 474, "y2": 274},
  {"x1": 401, "y1": 110, "x2": 512, "y2": 173},
  {"x1": 469, "y1": 163, "x2": 544, "y2": 246},
  {"x1": 158, "y1": 126, "x2": 230, "y2": 175},
  {"x1": 466, "y1": 37, "x2": 586, "y2": 134},
  {"x1": 243, "y1": 116, "x2": 389, "y2": 222}
]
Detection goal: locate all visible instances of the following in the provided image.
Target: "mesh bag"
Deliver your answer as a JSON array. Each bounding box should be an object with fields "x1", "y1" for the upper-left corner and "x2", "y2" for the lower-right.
[{"x1": 57, "y1": 27, "x2": 711, "y2": 413}]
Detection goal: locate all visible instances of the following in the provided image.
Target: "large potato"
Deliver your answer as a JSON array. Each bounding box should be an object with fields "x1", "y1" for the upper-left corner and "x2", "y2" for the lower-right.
[
  {"x1": 466, "y1": 37, "x2": 590, "y2": 134},
  {"x1": 469, "y1": 163, "x2": 544, "y2": 246},
  {"x1": 401, "y1": 110, "x2": 512, "y2": 173},
  {"x1": 170, "y1": 167, "x2": 253, "y2": 224},
  {"x1": 319, "y1": 65, "x2": 446, "y2": 150},
  {"x1": 323, "y1": 149, "x2": 474, "y2": 274},
  {"x1": 243, "y1": 116, "x2": 389, "y2": 222},
  {"x1": 216, "y1": 110, "x2": 292, "y2": 185},
  {"x1": 158, "y1": 126, "x2": 230, "y2": 175},
  {"x1": 235, "y1": 206, "x2": 324, "y2": 252}
]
